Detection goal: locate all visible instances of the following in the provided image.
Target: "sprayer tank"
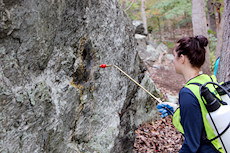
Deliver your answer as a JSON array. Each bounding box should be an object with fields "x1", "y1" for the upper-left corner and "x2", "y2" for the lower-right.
[{"x1": 206, "y1": 105, "x2": 230, "y2": 152}]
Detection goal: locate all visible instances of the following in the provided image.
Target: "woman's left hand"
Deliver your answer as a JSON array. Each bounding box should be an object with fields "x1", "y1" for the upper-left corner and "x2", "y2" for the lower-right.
[{"x1": 157, "y1": 102, "x2": 178, "y2": 118}]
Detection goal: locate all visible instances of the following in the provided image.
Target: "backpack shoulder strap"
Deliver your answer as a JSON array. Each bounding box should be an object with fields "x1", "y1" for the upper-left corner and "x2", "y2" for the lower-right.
[{"x1": 187, "y1": 82, "x2": 202, "y2": 86}]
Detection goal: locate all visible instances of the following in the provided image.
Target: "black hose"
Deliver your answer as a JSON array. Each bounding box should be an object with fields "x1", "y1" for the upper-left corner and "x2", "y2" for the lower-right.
[{"x1": 163, "y1": 106, "x2": 174, "y2": 116}]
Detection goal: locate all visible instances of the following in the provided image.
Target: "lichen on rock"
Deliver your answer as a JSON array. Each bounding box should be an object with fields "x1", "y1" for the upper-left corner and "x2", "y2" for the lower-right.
[{"x1": 0, "y1": 1, "x2": 162, "y2": 153}]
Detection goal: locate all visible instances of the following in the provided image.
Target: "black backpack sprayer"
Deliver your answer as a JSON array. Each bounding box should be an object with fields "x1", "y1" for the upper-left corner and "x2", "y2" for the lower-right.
[
  {"x1": 200, "y1": 81, "x2": 230, "y2": 153},
  {"x1": 99, "y1": 64, "x2": 230, "y2": 153}
]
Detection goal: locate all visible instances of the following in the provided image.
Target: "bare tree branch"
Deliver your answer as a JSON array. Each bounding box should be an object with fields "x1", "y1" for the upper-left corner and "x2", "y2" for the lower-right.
[{"x1": 124, "y1": 0, "x2": 136, "y2": 12}]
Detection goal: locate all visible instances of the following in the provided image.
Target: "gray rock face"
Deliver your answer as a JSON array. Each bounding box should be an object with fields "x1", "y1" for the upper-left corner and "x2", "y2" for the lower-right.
[
  {"x1": 132, "y1": 20, "x2": 145, "y2": 35},
  {"x1": 0, "y1": 0, "x2": 160, "y2": 153},
  {"x1": 135, "y1": 33, "x2": 174, "y2": 67}
]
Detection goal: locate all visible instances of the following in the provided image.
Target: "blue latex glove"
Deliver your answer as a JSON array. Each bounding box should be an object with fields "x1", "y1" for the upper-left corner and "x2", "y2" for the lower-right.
[{"x1": 157, "y1": 103, "x2": 175, "y2": 118}]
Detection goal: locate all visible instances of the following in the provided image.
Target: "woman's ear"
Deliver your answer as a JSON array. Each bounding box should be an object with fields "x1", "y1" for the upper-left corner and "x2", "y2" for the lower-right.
[{"x1": 179, "y1": 54, "x2": 186, "y2": 64}]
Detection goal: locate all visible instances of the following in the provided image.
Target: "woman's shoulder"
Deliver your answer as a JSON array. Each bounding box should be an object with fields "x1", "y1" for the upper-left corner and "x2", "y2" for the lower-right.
[
  {"x1": 180, "y1": 87, "x2": 195, "y2": 95},
  {"x1": 179, "y1": 87, "x2": 200, "y2": 106}
]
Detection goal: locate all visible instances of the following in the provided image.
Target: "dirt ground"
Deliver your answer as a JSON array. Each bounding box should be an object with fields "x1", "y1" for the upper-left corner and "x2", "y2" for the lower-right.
[{"x1": 146, "y1": 58, "x2": 185, "y2": 96}]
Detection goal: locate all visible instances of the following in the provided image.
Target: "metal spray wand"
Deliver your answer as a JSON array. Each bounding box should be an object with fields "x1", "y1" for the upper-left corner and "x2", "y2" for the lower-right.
[{"x1": 99, "y1": 64, "x2": 163, "y2": 103}]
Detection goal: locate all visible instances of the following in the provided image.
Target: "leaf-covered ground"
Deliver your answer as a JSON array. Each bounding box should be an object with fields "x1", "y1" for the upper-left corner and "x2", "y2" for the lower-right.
[
  {"x1": 133, "y1": 116, "x2": 184, "y2": 153},
  {"x1": 133, "y1": 53, "x2": 185, "y2": 152}
]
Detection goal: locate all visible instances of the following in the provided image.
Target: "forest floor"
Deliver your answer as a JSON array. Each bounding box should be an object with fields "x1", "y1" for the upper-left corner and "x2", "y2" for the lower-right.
[{"x1": 147, "y1": 56, "x2": 185, "y2": 96}]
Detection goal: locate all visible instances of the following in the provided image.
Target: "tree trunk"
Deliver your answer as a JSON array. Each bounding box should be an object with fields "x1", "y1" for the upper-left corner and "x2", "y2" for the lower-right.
[
  {"x1": 184, "y1": 12, "x2": 190, "y2": 36},
  {"x1": 215, "y1": 1, "x2": 222, "y2": 31},
  {"x1": 141, "y1": 0, "x2": 148, "y2": 34},
  {"x1": 215, "y1": 12, "x2": 224, "y2": 58},
  {"x1": 192, "y1": 0, "x2": 211, "y2": 75},
  {"x1": 157, "y1": 17, "x2": 162, "y2": 42},
  {"x1": 207, "y1": 0, "x2": 217, "y2": 37},
  {"x1": 217, "y1": 0, "x2": 230, "y2": 82}
]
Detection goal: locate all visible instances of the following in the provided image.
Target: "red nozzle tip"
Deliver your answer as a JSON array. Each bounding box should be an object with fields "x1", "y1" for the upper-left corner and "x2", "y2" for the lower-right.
[{"x1": 100, "y1": 64, "x2": 107, "y2": 68}]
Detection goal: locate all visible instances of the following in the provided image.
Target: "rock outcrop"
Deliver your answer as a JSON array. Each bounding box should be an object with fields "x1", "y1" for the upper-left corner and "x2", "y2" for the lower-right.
[
  {"x1": 135, "y1": 33, "x2": 174, "y2": 67},
  {"x1": 0, "y1": 0, "x2": 160, "y2": 152}
]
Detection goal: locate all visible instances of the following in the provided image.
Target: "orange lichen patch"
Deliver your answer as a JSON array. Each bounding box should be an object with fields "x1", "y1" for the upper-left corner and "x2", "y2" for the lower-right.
[
  {"x1": 71, "y1": 36, "x2": 98, "y2": 96},
  {"x1": 80, "y1": 37, "x2": 87, "y2": 53},
  {"x1": 70, "y1": 78, "x2": 78, "y2": 88},
  {"x1": 70, "y1": 78, "x2": 85, "y2": 90}
]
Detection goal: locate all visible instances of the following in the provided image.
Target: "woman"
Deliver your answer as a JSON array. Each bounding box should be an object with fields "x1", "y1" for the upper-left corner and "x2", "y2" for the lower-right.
[{"x1": 157, "y1": 35, "x2": 223, "y2": 153}]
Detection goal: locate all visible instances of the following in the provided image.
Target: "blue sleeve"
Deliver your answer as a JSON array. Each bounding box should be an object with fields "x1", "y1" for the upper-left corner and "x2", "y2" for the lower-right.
[{"x1": 179, "y1": 87, "x2": 203, "y2": 153}]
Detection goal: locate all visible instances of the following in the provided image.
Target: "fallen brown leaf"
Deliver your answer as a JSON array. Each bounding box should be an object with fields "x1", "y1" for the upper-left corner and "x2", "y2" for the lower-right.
[{"x1": 133, "y1": 116, "x2": 184, "y2": 153}]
